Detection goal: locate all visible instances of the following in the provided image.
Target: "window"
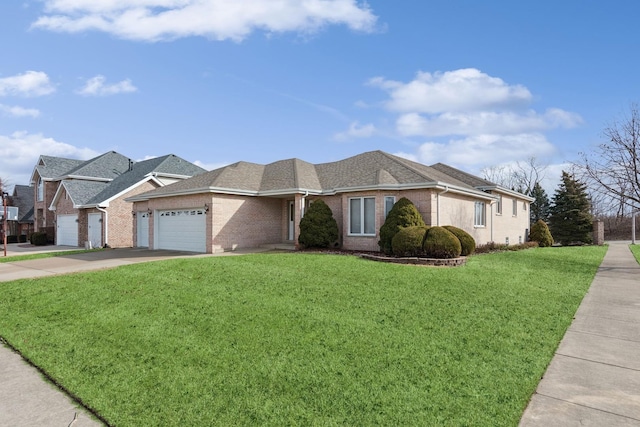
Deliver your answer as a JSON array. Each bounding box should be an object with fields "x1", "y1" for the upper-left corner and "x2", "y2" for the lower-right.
[
  {"x1": 474, "y1": 202, "x2": 486, "y2": 227},
  {"x1": 496, "y1": 195, "x2": 502, "y2": 215},
  {"x1": 523, "y1": 202, "x2": 527, "y2": 211},
  {"x1": 349, "y1": 197, "x2": 376, "y2": 235},
  {"x1": 37, "y1": 178, "x2": 43, "y2": 202},
  {"x1": 512, "y1": 199, "x2": 518, "y2": 216},
  {"x1": 384, "y1": 196, "x2": 396, "y2": 218}
]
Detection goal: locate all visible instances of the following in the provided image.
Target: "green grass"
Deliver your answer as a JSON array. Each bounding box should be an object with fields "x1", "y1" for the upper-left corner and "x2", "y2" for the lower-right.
[
  {"x1": 0, "y1": 247, "x2": 606, "y2": 426},
  {"x1": 0, "y1": 248, "x2": 102, "y2": 263}
]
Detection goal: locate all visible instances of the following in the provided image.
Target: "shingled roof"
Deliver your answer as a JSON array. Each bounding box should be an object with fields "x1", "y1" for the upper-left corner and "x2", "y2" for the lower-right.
[
  {"x1": 32, "y1": 155, "x2": 84, "y2": 183},
  {"x1": 128, "y1": 150, "x2": 500, "y2": 201},
  {"x1": 11, "y1": 185, "x2": 34, "y2": 223},
  {"x1": 53, "y1": 154, "x2": 207, "y2": 208}
]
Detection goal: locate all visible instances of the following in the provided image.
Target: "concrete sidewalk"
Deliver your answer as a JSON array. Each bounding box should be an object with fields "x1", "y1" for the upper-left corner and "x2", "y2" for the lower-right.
[{"x1": 520, "y1": 241, "x2": 640, "y2": 426}]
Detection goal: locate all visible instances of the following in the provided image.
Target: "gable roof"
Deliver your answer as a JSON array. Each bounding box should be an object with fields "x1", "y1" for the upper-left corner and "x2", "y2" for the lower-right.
[
  {"x1": 127, "y1": 150, "x2": 504, "y2": 202},
  {"x1": 61, "y1": 151, "x2": 132, "y2": 181},
  {"x1": 11, "y1": 185, "x2": 34, "y2": 223},
  {"x1": 83, "y1": 154, "x2": 207, "y2": 206},
  {"x1": 50, "y1": 154, "x2": 207, "y2": 208},
  {"x1": 31, "y1": 155, "x2": 84, "y2": 183}
]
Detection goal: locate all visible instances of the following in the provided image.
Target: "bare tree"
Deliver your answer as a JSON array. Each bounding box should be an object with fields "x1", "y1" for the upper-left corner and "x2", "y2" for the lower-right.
[
  {"x1": 481, "y1": 157, "x2": 547, "y2": 194},
  {"x1": 577, "y1": 103, "x2": 640, "y2": 212}
]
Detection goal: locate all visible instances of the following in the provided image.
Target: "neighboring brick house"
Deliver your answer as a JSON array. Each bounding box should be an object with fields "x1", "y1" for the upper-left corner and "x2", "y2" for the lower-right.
[
  {"x1": 127, "y1": 150, "x2": 534, "y2": 253},
  {"x1": 10, "y1": 185, "x2": 35, "y2": 238},
  {"x1": 31, "y1": 152, "x2": 205, "y2": 247}
]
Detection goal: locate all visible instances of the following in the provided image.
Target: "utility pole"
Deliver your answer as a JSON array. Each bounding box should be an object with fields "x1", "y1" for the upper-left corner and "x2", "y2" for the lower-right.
[{"x1": 2, "y1": 192, "x2": 8, "y2": 257}]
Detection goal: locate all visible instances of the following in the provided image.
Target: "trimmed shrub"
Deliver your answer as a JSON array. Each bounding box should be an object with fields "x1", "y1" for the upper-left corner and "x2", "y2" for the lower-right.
[
  {"x1": 529, "y1": 219, "x2": 554, "y2": 247},
  {"x1": 443, "y1": 225, "x2": 476, "y2": 256},
  {"x1": 423, "y1": 226, "x2": 462, "y2": 259},
  {"x1": 475, "y1": 241, "x2": 538, "y2": 254},
  {"x1": 30, "y1": 232, "x2": 48, "y2": 246},
  {"x1": 7, "y1": 235, "x2": 18, "y2": 244},
  {"x1": 18, "y1": 234, "x2": 27, "y2": 243},
  {"x1": 391, "y1": 226, "x2": 429, "y2": 257},
  {"x1": 379, "y1": 197, "x2": 425, "y2": 254},
  {"x1": 298, "y1": 199, "x2": 339, "y2": 248}
]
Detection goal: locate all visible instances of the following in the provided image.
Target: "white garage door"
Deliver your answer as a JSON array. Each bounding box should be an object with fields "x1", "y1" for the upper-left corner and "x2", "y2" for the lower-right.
[
  {"x1": 57, "y1": 214, "x2": 78, "y2": 246},
  {"x1": 157, "y1": 209, "x2": 206, "y2": 252}
]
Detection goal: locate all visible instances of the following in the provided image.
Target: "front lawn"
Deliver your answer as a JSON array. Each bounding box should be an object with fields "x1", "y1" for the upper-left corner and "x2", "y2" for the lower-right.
[{"x1": 0, "y1": 247, "x2": 606, "y2": 426}]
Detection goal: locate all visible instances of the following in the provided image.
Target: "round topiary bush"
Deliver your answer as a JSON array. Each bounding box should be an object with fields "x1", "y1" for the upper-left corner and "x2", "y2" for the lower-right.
[
  {"x1": 529, "y1": 219, "x2": 554, "y2": 247},
  {"x1": 298, "y1": 199, "x2": 339, "y2": 248},
  {"x1": 379, "y1": 197, "x2": 425, "y2": 254},
  {"x1": 443, "y1": 225, "x2": 476, "y2": 256},
  {"x1": 29, "y1": 232, "x2": 48, "y2": 246},
  {"x1": 423, "y1": 226, "x2": 462, "y2": 259},
  {"x1": 391, "y1": 225, "x2": 429, "y2": 257}
]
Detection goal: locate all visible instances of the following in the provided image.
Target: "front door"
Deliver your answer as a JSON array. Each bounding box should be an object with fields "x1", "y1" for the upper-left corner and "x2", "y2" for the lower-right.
[
  {"x1": 288, "y1": 201, "x2": 295, "y2": 241},
  {"x1": 137, "y1": 212, "x2": 149, "y2": 247},
  {"x1": 88, "y1": 213, "x2": 102, "y2": 248}
]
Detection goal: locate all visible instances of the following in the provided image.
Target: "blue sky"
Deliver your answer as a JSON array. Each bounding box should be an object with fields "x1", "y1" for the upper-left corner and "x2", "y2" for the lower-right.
[{"x1": 0, "y1": 1, "x2": 638, "y2": 192}]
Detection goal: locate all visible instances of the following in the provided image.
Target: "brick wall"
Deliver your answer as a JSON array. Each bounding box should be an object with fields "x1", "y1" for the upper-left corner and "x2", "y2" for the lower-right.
[
  {"x1": 102, "y1": 181, "x2": 159, "y2": 248},
  {"x1": 211, "y1": 194, "x2": 282, "y2": 252}
]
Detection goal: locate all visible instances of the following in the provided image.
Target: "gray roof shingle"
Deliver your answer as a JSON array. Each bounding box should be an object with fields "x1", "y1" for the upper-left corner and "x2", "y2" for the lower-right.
[
  {"x1": 129, "y1": 150, "x2": 496, "y2": 201},
  {"x1": 64, "y1": 151, "x2": 132, "y2": 180},
  {"x1": 35, "y1": 156, "x2": 84, "y2": 181},
  {"x1": 76, "y1": 154, "x2": 207, "y2": 206},
  {"x1": 12, "y1": 185, "x2": 34, "y2": 223},
  {"x1": 429, "y1": 163, "x2": 496, "y2": 188}
]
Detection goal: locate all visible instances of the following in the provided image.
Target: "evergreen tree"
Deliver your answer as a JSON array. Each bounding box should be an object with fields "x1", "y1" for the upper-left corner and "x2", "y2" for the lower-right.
[
  {"x1": 549, "y1": 171, "x2": 593, "y2": 245},
  {"x1": 529, "y1": 182, "x2": 551, "y2": 224},
  {"x1": 298, "y1": 199, "x2": 339, "y2": 248},
  {"x1": 378, "y1": 197, "x2": 425, "y2": 254}
]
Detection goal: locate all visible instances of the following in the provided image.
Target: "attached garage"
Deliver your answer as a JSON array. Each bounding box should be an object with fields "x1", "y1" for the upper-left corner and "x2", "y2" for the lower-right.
[
  {"x1": 56, "y1": 214, "x2": 79, "y2": 246},
  {"x1": 156, "y1": 208, "x2": 206, "y2": 252}
]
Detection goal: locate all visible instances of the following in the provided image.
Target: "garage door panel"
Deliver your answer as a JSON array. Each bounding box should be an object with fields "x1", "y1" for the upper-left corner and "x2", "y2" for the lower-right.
[
  {"x1": 157, "y1": 209, "x2": 206, "y2": 252},
  {"x1": 57, "y1": 214, "x2": 78, "y2": 247}
]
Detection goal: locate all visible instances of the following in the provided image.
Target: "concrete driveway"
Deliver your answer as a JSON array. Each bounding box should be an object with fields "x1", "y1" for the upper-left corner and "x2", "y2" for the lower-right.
[{"x1": 0, "y1": 246, "x2": 206, "y2": 283}]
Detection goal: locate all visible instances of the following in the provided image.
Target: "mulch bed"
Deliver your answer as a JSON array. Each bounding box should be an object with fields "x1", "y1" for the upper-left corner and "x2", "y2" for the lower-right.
[{"x1": 297, "y1": 248, "x2": 467, "y2": 267}]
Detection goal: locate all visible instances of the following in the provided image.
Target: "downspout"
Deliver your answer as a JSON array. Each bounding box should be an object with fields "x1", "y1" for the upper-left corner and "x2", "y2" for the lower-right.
[
  {"x1": 489, "y1": 200, "x2": 496, "y2": 242},
  {"x1": 96, "y1": 206, "x2": 108, "y2": 248},
  {"x1": 436, "y1": 186, "x2": 449, "y2": 226}
]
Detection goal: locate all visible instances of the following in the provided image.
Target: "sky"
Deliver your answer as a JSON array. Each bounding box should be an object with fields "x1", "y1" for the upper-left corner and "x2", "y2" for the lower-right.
[{"x1": 1, "y1": 1, "x2": 638, "y2": 194}]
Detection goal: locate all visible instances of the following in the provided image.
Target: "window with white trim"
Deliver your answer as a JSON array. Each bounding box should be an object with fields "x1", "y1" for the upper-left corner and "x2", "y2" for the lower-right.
[
  {"x1": 474, "y1": 201, "x2": 486, "y2": 227},
  {"x1": 349, "y1": 197, "x2": 376, "y2": 235},
  {"x1": 37, "y1": 178, "x2": 44, "y2": 202},
  {"x1": 384, "y1": 196, "x2": 396, "y2": 219},
  {"x1": 496, "y1": 195, "x2": 502, "y2": 215},
  {"x1": 512, "y1": 199, "x2": 518, "y2": 216}
]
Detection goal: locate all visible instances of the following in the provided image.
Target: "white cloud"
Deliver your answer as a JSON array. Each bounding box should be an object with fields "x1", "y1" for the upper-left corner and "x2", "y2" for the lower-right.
[
  {"x1": 0, "y1": 71, "x2": 55, "y2": 97},
  {"x1": 0, "y1": 104, "x2": 40, "y2": 118},
  {"x1": 76, "y1": 75, "x2": 138, "y2": 96},
  {"x1": 0, "y1": 131, "x2": 99, "y2": 189},
  {"x1": 396, "y1": 109, "x2": 582, "y2": 137},
  {"x1": 412, "y1": 133, "x2": 557, "y2": 168},
  {"x1": 32, "y1": 0, "x2": 379, "y2": 42},
  {"x1": 363, "y1": 68, "x2": 583, "y2": 172},
  {"x1": 368, "y1": 68, "x2": 532, "y2": 114},
  {"x1": 333, "y1": 121, "x2": 376, "y2": 141}
]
